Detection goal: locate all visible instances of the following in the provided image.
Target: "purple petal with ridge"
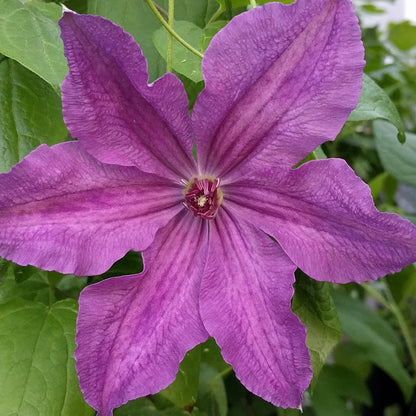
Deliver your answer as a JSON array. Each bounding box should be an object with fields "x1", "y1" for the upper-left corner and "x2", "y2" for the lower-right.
[
  {"x1": 193, "y1": 0, "x2": 364, "y2": 178},
  {"x1": 200, "y1": 209, "x2": 311, "y2": 408},
  {"x1": 0, "y1": 142, "x2": 182, "y2": 275},
  {"x1": 76, "y1": 211, "x2": 209, "y2": 415},
  {"x1": 60, "y1": 12, "x2": 195, "y2": 180},
  {"x1": 225, "y1": 159, "x2": 416, "y2": 283}
]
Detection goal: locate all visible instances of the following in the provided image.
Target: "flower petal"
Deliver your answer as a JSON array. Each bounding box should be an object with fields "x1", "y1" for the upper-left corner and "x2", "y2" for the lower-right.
[
  {"x1": 60, "y1": 12, "x2": 195, "y2": 180},
  {"x1": 225, "y1": 159, "x2": 416, "y2": 283},
  {"x1": 200, "y1": 209, "x2": 311, "y2": 408},
  {"x1": 0, "y1": 142, "x2": 182, "y2": 275},
  {"x1": 193, "y1": 0, "x2": 364, "y2": 178},
  {"x1": 76, "y1": 211, "x2": 209, "y2": 415}
]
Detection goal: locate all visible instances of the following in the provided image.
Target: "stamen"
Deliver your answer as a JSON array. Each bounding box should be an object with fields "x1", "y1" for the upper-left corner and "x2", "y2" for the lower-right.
[
  {"x1": 211, "y1": 178, "x2": 220, "y2": 192},
  {"x1": 196, "y1": 178, "x2": 203, "y2": 191},
  {"x1": 183, "y1": 176, "x2": 222, "y2": 220}
]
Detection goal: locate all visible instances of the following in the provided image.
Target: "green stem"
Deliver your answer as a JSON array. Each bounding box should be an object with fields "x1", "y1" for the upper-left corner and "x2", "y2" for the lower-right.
[
  {"x1": 249, "y1": 0, "x2": 257, "y2": 8},
  {"x1": 207, "y1": 5, "x2": 224, "y2": 26},
  {"x1": 154, "y1": 2, "x2": 168, "y2": 18},
  {"x1": 362, "y1": 281, "x2": 416, "y2": 381},
  {"x1": 167, "y1": 0, "x2": 174, "y2": 72},
  {"x1": 209, "y1": 365, "x2": 233, "y2": 384},
  {"x1": 361, "y1": 282, "x2": 390, "y2": 309},
  {"x1": 383, "y1": 282, "x2": 416, "y2": 379},
  {"x1": 145, "y1": 0, "x2": 203, "y2": 59}
]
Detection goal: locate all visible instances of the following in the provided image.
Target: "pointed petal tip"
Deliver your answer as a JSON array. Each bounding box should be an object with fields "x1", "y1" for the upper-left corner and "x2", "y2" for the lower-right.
[
  {"x1": 201, "y1": 212, "x2": 312, "y2": 410},
  {"x1": 59, "y1": 11, "x2": 195, "y2": 179},
  {"x1": 59, "y1": 6, "x2": 77, "y2": 23},
  {"x1": 228, "y1": 158, "x2": 416, "y2": 284},
  {"x1": 75, "y1": 213, "x2": 208, "y2": 414},
  {"x1": 194, "y1": 0, "x2": 364, "y2": 175},
  {"x1": 61, "y1": 5, "x2": 72, "y2": 14}
]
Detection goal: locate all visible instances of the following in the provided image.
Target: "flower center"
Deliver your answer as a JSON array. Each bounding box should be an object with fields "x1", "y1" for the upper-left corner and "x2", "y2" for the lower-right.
[{"x1": 183, "y1": 177, "x2": 223, "y2": 220}]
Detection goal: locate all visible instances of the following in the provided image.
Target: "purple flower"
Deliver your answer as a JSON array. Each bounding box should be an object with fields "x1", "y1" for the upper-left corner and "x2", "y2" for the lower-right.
[{"x1": 0, "y1": 0, "x2": 416, "y2": 414}]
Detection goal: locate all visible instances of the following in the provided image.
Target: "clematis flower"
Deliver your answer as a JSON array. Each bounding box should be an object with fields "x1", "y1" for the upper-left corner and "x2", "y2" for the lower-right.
[{"x1": 1, "y1": 0, "x2": 416, "y2": 414}]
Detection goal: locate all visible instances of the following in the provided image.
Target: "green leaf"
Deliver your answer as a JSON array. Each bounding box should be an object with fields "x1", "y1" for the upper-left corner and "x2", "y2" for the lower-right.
[
  {"x1": 200, "y1": 338, "x2": 230, "y2": 374},
  {"x1": 196, "y1": 364, "x2": 227, "y2": 416},
  {"x1": 368, "y1": 172, "x2": 391, "y2": 200},
  {"x1": 94, "y1": 251, "x2": 143, "y2": 282},
  {"x1": 333, "y1": 343, "x2": 372, "y2": 381},
  {"x1": 115, "y1": 397, "x2": 159, "y2": 416},
  {"x1": 178, "y1": 74, "x2": 204, "y2": 110},
  {"x1": 153, "y1": 21, "x2": 203, "y2": 83},
  {"x1": 0, "y1": 258, "x2": 86, "y2": 305},
  {"x1": 115, "y1": 396, "x2": 195, "y2": 416},
  {"x1": 0, "y1": 0, "x2": 67, "y2": 92},
  {"x1": 405, "y1": 214, "x2": 416, "y2": 225},
  {"x1": 201, "y1": 20, "x2": 227, "y2": 50},
  {"x1": 159, "y1": 346, "x2": 201, "y2": 408},
  {"x1": 89, "y1": 0, "x2": 218, "y2": 80},
  {"x1": 172, "y1": 0, "x2": 218, "y2": 28},
  {"x1": 0, "y1": 298, "x2": 93, "y2": 416},
  {"x1": 0, "y1": 262, "x2": 56, "y2": 305},
  {"x1": 373, "y1": 120, "x2": 416, "y2": 187},
  {"x1": 276, "y1": 409, "x2": 303, "y2": 416},
  {"x1": 88, "y1": 0, "x2": 167, "y2": 81},
  {"x1": 311, "y1": 364, "x2": 371, "y2": 416},
  {"x1": 333, "y1": 290, "x2": 413, "y2": 400},
  {"x1": 292, "y1": 273, "x2": 341, "y2": 388},
  {"x1": 0, "y1": 58, "x2": 68, "y2": 173},
  {"x1": 389, "y1": 21, "x2": 416, "y2": 51},
  {"x1": 62, "y1": 0, "x2": 88, "y2": 14},
  {"x1": 216, "y1": 0, "x2": 247, "y2": 8},
  {"x1": 361, "y1": 4, "x2": 385, "y2": 14},
  {"x1": 387, "y1": 265, "x2": 416, "y2": 308},
  {"x1": 348, "y1": 74, "x2": 405, "y2": 142}
]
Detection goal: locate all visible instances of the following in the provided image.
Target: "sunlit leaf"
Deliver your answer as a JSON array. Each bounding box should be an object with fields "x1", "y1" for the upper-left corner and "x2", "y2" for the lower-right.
[
  {"x1": 0, "y1": 59, "x2": 68, "y2": 173},
  {"x1": 373, "y1": 120, "x2": 416, "y2": 187},
  {"x1": 88, "y1": 0, "x2": 216, "y2": 81},
  {"x1": 0, "y1": 0, "x2": 67, "y2": 92},
  {"x1": 153, "y1": 21, "x2": 203, "y2": 83},
  {"x1": 361, "y1": 4, "x2": 385, "y2": 14},
  {"x1": 0, "y1": 298, "x2": 93, "y2": 416},
  {"x1": 88, "y1": 0, "x2": 167, "y2": 81},
  {"x1": 389, "y1": 21, "x2": 416, "y2": 51},
  {"x1": 172, "y1": 0, "x2": 218, "y2": 28},
  {"x1": 348, "y1": 74, "x2": 405, "y2": 142}
]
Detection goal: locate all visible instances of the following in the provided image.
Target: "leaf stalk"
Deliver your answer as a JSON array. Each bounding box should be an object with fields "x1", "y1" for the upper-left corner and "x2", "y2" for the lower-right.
[{"x1": 144, "y1": 0, "x2": 203, "y2": 60}]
